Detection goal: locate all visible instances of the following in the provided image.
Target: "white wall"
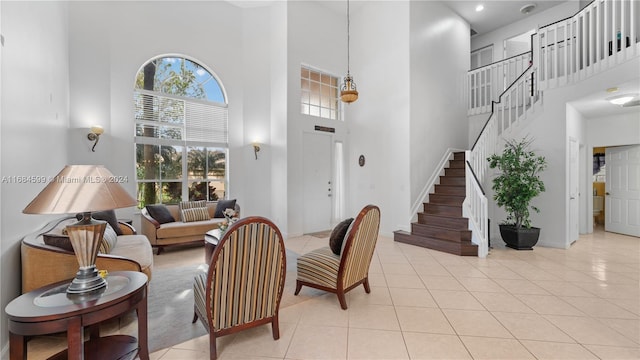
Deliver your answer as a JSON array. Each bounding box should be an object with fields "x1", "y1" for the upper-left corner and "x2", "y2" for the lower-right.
[
  {"x1": 409, "y1": 0, "x2": 469, "y2": 217},
  {"x1": 66, "y1": 1, "x2": 248, "y2": 226},
  {"x1": 270, "y1": 2, "x2": 288, "y2": 234},
  {"x1": 0, "y1": 0, "x2": 70, "y2": 350},
  {"x1": 243, "y1": 5, "x2": 274, "y2": 220},
  {"x1": 587, "y1": 112, "x2": 640, "y2": 147},
  {"x1": 345, "y1": 1, "x2": 411, "y2": 235},
  {"x1": 471, "y1": 2, "x2": 579, "y2": 61}
]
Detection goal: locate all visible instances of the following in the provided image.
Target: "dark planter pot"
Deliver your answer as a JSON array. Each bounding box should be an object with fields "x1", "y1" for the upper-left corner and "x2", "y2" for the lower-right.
[{"x1": 499, "y1": 225, "x2": 540, "y2": 250}]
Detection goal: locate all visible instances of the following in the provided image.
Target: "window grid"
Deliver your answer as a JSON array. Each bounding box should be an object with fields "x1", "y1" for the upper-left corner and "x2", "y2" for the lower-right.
[
  {"x1": 134, "y1": 56, "x2": 228, "y2": 208},
  {"x1": 301, "y1": 66, "x2": 340, "y2": 121}
]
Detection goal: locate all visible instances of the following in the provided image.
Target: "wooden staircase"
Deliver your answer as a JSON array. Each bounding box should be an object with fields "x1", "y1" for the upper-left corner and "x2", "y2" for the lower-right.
[{"x1": 394, "y1": 152, "x2": 478, "y2": 256}]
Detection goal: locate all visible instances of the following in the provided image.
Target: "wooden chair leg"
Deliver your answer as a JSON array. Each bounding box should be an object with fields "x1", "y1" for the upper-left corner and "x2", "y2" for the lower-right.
[
  {"x1": 271, "y1": 315, "x2": 280, "y2": 340},
  {"x1": 337, "y1": 291, "x2": 348, "y2": 310},
  {"x1": 294, "y1": 280, "x2": 303, "y2": 295},
  {"x1": 209, "y1": 331, "x2": 217, "y2": 360},
  {"x1": 363, "y1": 277, "x2": 371, "y2": 293}
]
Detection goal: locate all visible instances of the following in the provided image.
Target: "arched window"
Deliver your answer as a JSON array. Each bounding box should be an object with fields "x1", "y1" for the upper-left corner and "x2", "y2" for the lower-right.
[{"x1": 134, "y1": 56, "x2": 228, "y2": 207}]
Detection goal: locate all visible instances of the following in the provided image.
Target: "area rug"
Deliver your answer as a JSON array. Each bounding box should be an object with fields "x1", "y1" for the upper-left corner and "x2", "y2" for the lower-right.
[
  {"x1": 120, "y1": 249, "x2": 300, "y2": 353},
  {"x1": 307, "y1": 229, "x2": 332, "y2": 238}
]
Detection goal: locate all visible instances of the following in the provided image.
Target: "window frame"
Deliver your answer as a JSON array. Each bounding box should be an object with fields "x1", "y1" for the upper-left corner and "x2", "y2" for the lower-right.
[
  {"x1": 134, "y1": 56, "x2": 229, "y2": 207},
  {"x1": 300, "y1": 64, "x2": 342, "y2": 121}
]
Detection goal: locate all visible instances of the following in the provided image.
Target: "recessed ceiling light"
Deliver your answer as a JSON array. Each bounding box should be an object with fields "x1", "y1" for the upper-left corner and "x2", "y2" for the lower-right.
[
  {"x1": 607, "y1": 94, "x2": 636, "y2": 105},
  {"x1": 476, "y1": 4, "x2": 484, "y2": 12}
]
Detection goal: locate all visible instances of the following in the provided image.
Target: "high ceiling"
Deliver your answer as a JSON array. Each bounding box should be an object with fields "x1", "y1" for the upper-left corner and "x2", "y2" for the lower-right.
[
  {"x1": 443, "y1": 0, "x2": 567, "y2": 36},
  {"x1": 227, "y1": 0, "x2": 639, "y2": 118}
]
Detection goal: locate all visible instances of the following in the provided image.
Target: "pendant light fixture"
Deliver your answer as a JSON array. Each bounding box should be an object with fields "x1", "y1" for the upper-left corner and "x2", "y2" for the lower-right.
[{"x1": 340, "y1": 0, "x2": 358, "y2": 103}]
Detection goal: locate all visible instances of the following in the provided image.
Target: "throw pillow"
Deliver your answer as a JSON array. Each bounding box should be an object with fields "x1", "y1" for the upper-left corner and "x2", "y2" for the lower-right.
[
  {"x1": 146, "y1": 204, "x2": 175, "y2": 224},
  {"x1": 181, "y1": 207, "x2": 211, "y2": 223},
  {"x1": 43, "y1": 233, "x2": 73, "y2": 252},
  {"x1": 329, "y1": 217, "x2": 354, "y2": 255},
  {"x1": 99, "y1": 224, "x2": 118, "y2": 254},
  {"x1": 214, "y1": 199, "x2": 237, "y2": 218},
  {"x1": 340, "y1": 220, "x2": 356, "y2": 255},
  {"x1": 76, "y1": 210, "x2": 123, "y2": 235},
  {"x1": 179, "y1": 200, "x2": 207, "y2": 210}
]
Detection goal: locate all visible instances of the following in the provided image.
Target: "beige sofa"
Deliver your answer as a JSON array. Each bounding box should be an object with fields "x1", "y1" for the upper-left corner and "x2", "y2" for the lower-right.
[
  {"x1": 21, "y1": 216, "x2": 153, "y2": 293},
  {"x1": 140, "y1": 201, "x2": 240, "y2": 254}
]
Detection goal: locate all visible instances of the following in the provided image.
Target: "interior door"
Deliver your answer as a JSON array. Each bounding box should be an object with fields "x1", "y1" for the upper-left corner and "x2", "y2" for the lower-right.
[
  {"x1": 605, "y1": 145, "x2": 640, "y2": 237},
  {"x1": 302, "y1": 132, "x2": 332, "y2": 233},
  {"x1": 569, "y1": 138, "x2": 579, "y2": 243}
]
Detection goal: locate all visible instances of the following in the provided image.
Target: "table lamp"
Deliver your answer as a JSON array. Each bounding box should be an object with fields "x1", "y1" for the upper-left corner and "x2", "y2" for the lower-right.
[{"x1": 23, "y1": 165, "x2": 137, "y2": 294}]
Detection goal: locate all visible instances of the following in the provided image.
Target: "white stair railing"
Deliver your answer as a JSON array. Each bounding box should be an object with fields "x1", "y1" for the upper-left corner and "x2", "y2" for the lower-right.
[
  {"x1": 468, "y1": 52, "x2": 532, "y2": 115},
  {"x1": 538, "y1": 0, "x2": 639, "y2": 90},
  {"x1": 464, "y1": 64, "x2": 540, "y2": 258}
]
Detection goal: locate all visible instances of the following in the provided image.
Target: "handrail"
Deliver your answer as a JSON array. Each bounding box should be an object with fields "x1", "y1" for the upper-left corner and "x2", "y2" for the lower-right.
[
  {"x1": 471, "y1": 62, "x2": 534, "y2": 150},
  {"x1": 539, "y1": 0, "x2": 597, "y2": 30},
  {"x1": 467, "y1": 51, "x2": 532, "y2": 115},
  {"x1": 469, "y1": 51, "x2": 532, "y2": 72},
  {"x1": 465, "y1": 161, "x2": 485, "y2": 195}
]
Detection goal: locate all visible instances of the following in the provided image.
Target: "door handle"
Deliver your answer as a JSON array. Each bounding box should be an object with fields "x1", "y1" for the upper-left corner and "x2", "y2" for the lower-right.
[{"x1": 606, "y1": 192, "x2": 610, "y2": 195}]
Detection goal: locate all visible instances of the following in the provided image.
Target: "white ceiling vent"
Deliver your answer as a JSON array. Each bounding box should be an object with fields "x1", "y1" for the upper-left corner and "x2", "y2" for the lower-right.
[{"x1": 520, "y1": 4, "x2": 537, "y2": 15}]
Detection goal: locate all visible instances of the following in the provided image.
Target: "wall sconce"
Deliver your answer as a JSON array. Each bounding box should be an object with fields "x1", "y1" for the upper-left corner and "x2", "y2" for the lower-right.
[
  {"x1": 252, "y1": 142, "x2": 261, "y2": 160},
  {"x1": 87, "y1": 125, "x2": 104, "y2": 152}
]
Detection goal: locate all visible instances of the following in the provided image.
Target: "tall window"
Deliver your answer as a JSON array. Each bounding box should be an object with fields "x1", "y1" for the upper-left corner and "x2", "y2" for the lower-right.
[
  {"x1": 134, "y1": 56, "x2": 228, "y2": 207},
  {"x1": 300, "y1": 65, "x2": 341, "y2": 120}
]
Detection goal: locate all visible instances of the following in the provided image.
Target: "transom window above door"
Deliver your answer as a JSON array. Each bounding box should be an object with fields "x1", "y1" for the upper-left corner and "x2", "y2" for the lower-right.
[{"x1": 300, "y1": 65, "x2": 341, "y2": 121}]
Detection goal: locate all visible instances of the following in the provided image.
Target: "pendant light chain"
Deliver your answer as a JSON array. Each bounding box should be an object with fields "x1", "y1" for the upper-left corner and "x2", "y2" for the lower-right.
[
  {"x1": 340, "y1": 0, "x2": 359, "y2": 103},
  {"x1": 347, "y1": 0, "x2": 351, "y2": 74}
]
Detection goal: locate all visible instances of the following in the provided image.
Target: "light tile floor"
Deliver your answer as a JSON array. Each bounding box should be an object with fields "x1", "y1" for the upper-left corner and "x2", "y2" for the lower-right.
[
  {"x1": 148, "y1": 227, "x2": 639, "y2": 360},
  {"x1": 24, "y1": 227, "x2": 639, "y2": 359}
]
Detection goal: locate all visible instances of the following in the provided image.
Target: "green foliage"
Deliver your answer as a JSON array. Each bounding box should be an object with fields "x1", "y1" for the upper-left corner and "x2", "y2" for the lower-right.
[{"x1": 487, "y1": 138, "x2": 547, "y2": 229}]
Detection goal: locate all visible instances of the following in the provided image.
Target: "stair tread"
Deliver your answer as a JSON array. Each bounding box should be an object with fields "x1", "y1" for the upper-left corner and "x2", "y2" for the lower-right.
[
  {"x1": 412, "y1": 222, "x2": 469, "y2": 231},
  {"x1": 394, "y1": 231, "x2": 477, "y2": 256}
]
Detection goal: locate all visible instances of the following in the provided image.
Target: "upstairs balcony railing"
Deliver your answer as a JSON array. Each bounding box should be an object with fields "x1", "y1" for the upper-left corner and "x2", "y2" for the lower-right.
[
  {"x1": 468, "y1": 0, "x2": 639, "y2": 114},
  {"x1": 537, "y1": 0, "x2": 639, "y2": 90}
]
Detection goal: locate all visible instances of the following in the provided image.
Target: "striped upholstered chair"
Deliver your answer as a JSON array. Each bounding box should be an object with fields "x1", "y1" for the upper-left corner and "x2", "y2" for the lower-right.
[
  {"x1": 192, "y1": 216, "x2": 286, "y2": 360},
  {"x1": 295, "y1": 205, "x2": 381, "y2": 309}
]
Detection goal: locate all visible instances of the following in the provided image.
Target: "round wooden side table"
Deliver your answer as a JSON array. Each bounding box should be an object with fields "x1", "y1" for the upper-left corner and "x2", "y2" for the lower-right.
[{"x1": 5, "y1": 271, "x2": 149, "y2": 360}]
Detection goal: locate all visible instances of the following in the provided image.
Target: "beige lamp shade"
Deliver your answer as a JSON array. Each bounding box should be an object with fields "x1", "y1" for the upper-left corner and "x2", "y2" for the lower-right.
[{"x1": 23, "y1": 165, "x2": 136, "y2": 215}]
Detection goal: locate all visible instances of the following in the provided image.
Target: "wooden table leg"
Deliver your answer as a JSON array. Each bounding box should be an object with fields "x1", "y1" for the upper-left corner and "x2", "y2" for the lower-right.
[
  {"x1": 66, "y1": 317, "x2": 84, "y2": 360},
  {"x1": 137, "y1": 287, "x2": 150, "y2": 360},
  {"x1": 9, "y1": 332, "x2": 26, "y2": 360},
  {"x1": 88, "y1": 323, "x2": 101, "y2": 341}
]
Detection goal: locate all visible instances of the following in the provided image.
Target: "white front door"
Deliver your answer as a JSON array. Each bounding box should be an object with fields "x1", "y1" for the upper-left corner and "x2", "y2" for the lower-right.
[
  {"x1": 569, "y1": 138, "x2": 579, "y2": 243},
  {"x1": 303, "y1": 132, "x2": 333, "y2": 233},
  {"x1": 605, "y1": 145, "x2": 640, "y2": 237}
]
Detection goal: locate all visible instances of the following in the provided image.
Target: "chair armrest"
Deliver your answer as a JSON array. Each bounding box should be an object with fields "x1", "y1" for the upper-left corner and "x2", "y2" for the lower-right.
[
  {"x1": 140, "y1": 208, "x2": 161, "y2": 229},
  {"x1": 118, "y1": 221, "x2": 137, "y2": 235}
]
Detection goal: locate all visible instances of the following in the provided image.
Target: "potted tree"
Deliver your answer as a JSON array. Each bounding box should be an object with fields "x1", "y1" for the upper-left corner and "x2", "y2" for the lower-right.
[{"x1": 487, "y1": 138, "x2": 547, "y2": 250}]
